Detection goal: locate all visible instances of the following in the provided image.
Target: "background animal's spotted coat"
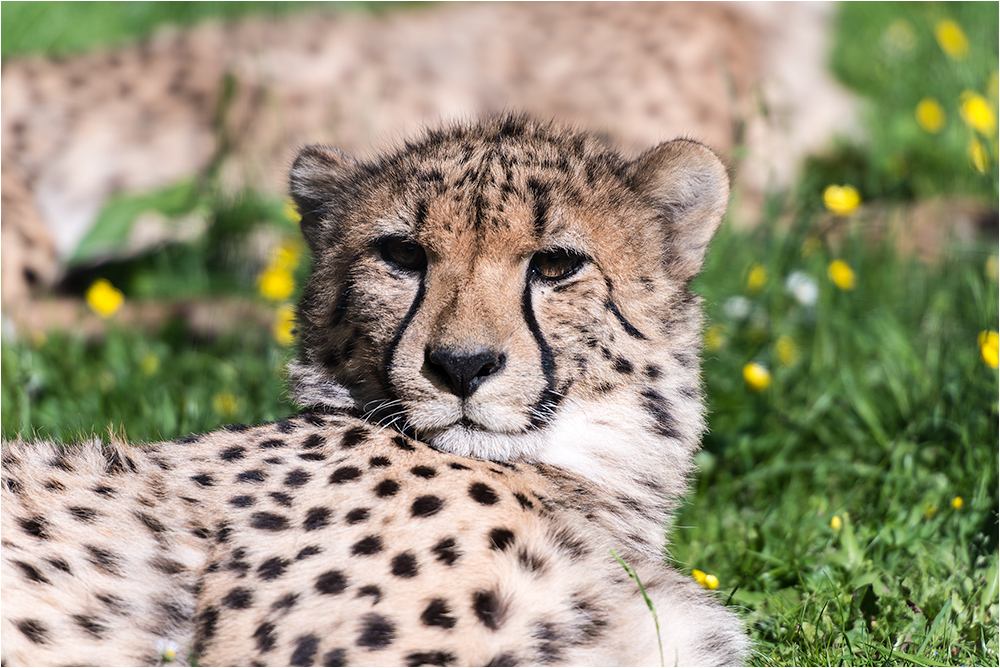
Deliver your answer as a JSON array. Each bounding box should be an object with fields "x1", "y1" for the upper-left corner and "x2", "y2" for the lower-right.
[{"x1": 2, "y1": 116, "x2": 748, "y2": 665}]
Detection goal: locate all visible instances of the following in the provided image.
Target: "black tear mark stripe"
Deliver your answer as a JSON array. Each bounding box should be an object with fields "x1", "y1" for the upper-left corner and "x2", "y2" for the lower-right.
[
  {"x1": 381, "y1": 269, "x2": 427, "y2": 396},
  {"x1": 522, "y1": 267, "x2": 564, "y2": 428},
  {"x1": 604, "y1": 278, "x2": 648, "y2": 340},
  {"x1": 413, "y1": 199, "x2": 428, "y2": 233}
]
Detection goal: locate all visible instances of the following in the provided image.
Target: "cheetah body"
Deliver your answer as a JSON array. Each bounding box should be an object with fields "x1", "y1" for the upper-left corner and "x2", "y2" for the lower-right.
[{"x1": 2, "y1": 116, "x2": 748, "y2": 666}]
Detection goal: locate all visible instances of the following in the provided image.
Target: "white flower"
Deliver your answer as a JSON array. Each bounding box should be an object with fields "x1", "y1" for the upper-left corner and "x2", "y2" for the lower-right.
[
  {"x1": 156, "y1": 638, "x2": 182, "y2": 665},
  {"x1": 785, "y1": 271, "x2": 818, "y2": 307},
  {"x1": 722, "y1": 296, "x2": 752, "y2": 320}
]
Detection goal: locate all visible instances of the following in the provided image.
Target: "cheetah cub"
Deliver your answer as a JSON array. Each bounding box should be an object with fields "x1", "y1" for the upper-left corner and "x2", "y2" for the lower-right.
[{"x1": 2, "y1": 115, "x2": 748, "y2": 666}]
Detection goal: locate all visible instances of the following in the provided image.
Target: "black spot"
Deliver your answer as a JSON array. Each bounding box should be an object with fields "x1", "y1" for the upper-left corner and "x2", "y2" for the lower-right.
[
  {"x1": 323, "y1": 648, "x2": 348, "y2": 666},
  {"x1": 85, "y1": 545, "x2": 121, "y2": 575},
  {"x1": 135, "y1": 511, "x2": 166, "y2": 534},
  {"x1": 276, "y1": 419, "x2": 298, "y2": 433},
  {"x1": 17, "y1": 515, "x2": 49, "y2": 539},
  {"x1": 96, "y1": 593, "x2": 126, "y2": 614},
  {"x1": 191, "y1": 473, "x2": 214, "y2": 487},
  {"x1": 644, "y1": 364, "x2": 663, "y2": 379},
  {"x1": 390, "y1": 552, "x2": 419, "y2": 578},
  {"x1": 514, "y1": 492, "x2": 534, "y2": 510},
  {"x1": 14, "y1": 560, "x2": 50, "y2": 584},
  {"x1": 230, "y1": 495, "x2": 255, "y2": 508},
  {"x1": 176, "y1": 434, "x2": 200, "y2": 444},
  {"x1": 410, "y1": 465, "x2": 436, "y2": 478},
  {"x1": 486, "y1": 653, "x2": 519, "y2": 666},
  {"x1": 223, "y1": 587, "x2": 254, "y2": 609},
  {"x1": 420, "y1": 598, "x2": 456, "y2": 629},
  {"x1": 270, "y1": 491, "x2": 294, "y2": 507},
  {"x1": 69, "y1": 506, "x2": 99, "y2": 522},
  {"x1": 216, "y1": 523, "x2": 233, "y2": 543},
  {"x1": 44, "y1": 478, "x2": 66, "y2": 491},
  {"x1": 406, "y1": 651, "x2": 457, "y2": 666},
  {"x1": 470, "y1": 482, "x2": 499, "y2": 505},
  {"x1": 432, "y1": 537, "x2": 460, "y2": 566},
  {"x1": 94, "y1": 485, "x2": 116, "y2": 496},
  {"x1": 517, "y1": 549, "x2": 546, "y2": 573},
  {"x1": 316, "y1": 570, "x2": 349, "y2": 597},
  {"x1": 304, "y1": 507, "x2": 332, "y2": 531},
  {"x1": 302, "y1": 433, "x2": 325, "y2": 449},
  {"x1": 369, "y1": 456, "x2": 391, "y2": 468},
  {"x1": 551, "y1": 527, "x2": 588, "y2": 559},
  {"x1": 226, "y1": 423, "x2": 250, "y2": 433},
  {"x1": 265, "y1": 456, "x2": 285, "y2": 465},
  {"x1": 341, "y1": 426, "x2": 368, "y2": 449},
  {"x1": 411, "y1": 495, "x2": 444, "y2": 518},
  {"x1": 254, "y1": 621, "x2": 277, "y2": 652},
  {"x1": 346, "y1": 508, "x2": 370, "y2": 524},
  {"x1": 357, "y1": 585, "x2": 382, "y2": 604},
  {"x1": 374, "y1": 479, "x2": 400, "y2": 497},
  {"x1": 102, "y1": 449, "x2": 136, "y2": 474},
  {"x1": 297, "y1": 546, "x2": 322, "y2": 560},
  {"x1": 260, "y1": 438, "x2": 286, "y2": 449},
  {"x1": 150, "y1": 556, "x2": 185, "y2": 574},
  {"x1": 290, "y1": 634, "x2": 320, "y2": 666},
  {"x1": 272, "y1": 592, "x2": 299, "y2": 610},
  {"x1": 45, "y1": 557, "x2": 71, "y2": 574},
  {"x1": 237, "y1": 469, "x2": 267, "y2": 483},
  {"x1": 489, "y1": 528, "x2": 515, "y2": 551},
  {"x1": 392, "y1": 435, "x2": 415, "y2": 451},
  {"x1": 351, "y1": 535, "x2": 383, "y2": 556},
  {"x1": 220, "y1": 445, "x2": 246, "y2": 461},
  {"x1": 533, "y1": 621, "x2": 563, "y2": 663},
  {"x1": 613, "y1": 357, "x2": 634, "y2": 374},
  {"x1": 197, "y1": 606, "x2": 219, "y2": 644},
  {"x1": 285, "y1": 469, "x2": 311, "y2": 487},
  {"x1": 299, "y1": 452, "x2": 327, "y2": 461},
  {"x1": 4, "y1": 476, "x2": 23, "y2": 494},
  {"x1": 473, "y1": 590, "x2": 507, "y2": 631},
  {"x1": 357, "y1": 613, "x2": 395, "y2": 650},
  {"x1": 250, "y1": 512, "x2": 289, "y2": 531},
  {"x1": 449, "y1": 462, "x2": 470, "y2": 470},
  {"x1": 258, "y1": 557, "x2": 290, "y2": 581},
  {"x1": 329, "y1": 466, "x2": 362, "y2": 484},
  {"x1": 641, "y1": 389, "x2": 682, "y2": 439},
  {"x1": 16, "y1": 618, "x2": 49, "y2": 644}
]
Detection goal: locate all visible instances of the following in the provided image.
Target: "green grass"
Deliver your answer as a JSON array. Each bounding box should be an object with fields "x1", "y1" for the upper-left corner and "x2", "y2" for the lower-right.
[{"x1": 1, "y1": 2, "x2": 998, "y2": 666}]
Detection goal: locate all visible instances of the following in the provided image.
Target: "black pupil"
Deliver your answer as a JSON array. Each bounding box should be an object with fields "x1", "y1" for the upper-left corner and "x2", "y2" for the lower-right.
[
  {"x1": 383, "y1": 239, "x2": 426, "y2": 271},
  {"x1": 532, "y1": 250, "x2": 581, "y2": 280}
]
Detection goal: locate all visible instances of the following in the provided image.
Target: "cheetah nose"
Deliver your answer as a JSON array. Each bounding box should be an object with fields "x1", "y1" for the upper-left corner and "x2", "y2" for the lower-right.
[{"x1": 425, "y1": 347, "x2": 506, "y2": 399}]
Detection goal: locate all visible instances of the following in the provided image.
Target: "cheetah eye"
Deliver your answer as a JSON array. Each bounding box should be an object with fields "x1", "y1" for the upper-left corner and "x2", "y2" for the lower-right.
[
  {"x1": 376, "y1": 237, "x2": 427, "y2": 272},
  {"x1": 530, "y1": 248, "x2": 587, "y2": 281}
]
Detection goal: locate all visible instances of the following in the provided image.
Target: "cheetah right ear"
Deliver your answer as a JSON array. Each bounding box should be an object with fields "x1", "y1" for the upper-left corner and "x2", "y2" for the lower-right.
[
  {"x1": 289, "y1": 145, "x2": 359, "y2": 249},
  {"x1": 629, "y1": 139, "x2": 730, "y2": 282}
]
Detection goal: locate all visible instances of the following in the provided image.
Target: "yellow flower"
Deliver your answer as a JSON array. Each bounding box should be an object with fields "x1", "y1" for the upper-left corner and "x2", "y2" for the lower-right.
[
  {"x1": 283, "y1": 198, "x2": 302, "y2": 224},
  {"x1": 692, "y1": 569, "x2": 719, "y2": 590},
  {"x1": 828, "y1": 260, "x2": 856, "y2": 291},
  {"x1": 258, "y1": 266, "x2": 296, "y2": 302},
  {"x1": 704, "y1": 323, "x2": 726, "y2": 352},
  {"x1": 743, "y1": 363, "x2": 771, "y2": 392},
  {"x1": 979, "y1": 330, "x2": 999, "y2": 368},
  {"x1": 915, "y1": 98, "x2": 946, "y2": 133},
  {"x1": 968, "y1": 137, "x2": 990, "y2": 174},
  {"x1": 775, "y1": 335, "x2": 798, "y2": 366},
  {"x1": 746, "y1": 264, "x2": 767, "y2": 294},
  {"x1": 830, "y1": 515, "x2": 843, "y2": 531},
  {"x1": 935, "y1": 19, "x2": 969, "y2": 60},
  {"x1": 212, "y1": 392, "x2": 240, "y2": 420},
  {"x1": 822, "y1": 185, "x2": 861, "y2": 217},
  {"x1": 141, "y1": 353, "x2": 159, "y2": 376},
  {"x1": 85, "y1": 278, "x2": 124, "y2": 318},
  {"x1": 951, "y1": 496, "x2": 964, "y2": 510},
  {"x1": 272, "y1": 239, "x2": 302, "y2": 272},
  {"x1": 960, "y1": 91, "x2": 997, "y2": 136},
  {"x1": 273, "y1": 304, "x2": 297, "y2": 347}
]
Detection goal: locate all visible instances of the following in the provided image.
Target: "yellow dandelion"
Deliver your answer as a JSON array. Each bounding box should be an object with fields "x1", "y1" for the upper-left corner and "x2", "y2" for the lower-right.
[
  {"x1": 743, "y1": 362, "x2": 771, "y2": 392},
  {"x1": 951, "y1": 496, "x2": 964, "y2": 510},
  {"x1": 830, "y1": 515, "x2": 842, "y2": 531},
  {"x1": 979, "y1": 330, "x2": 999, "y2": 369},
  {"x1": 935, "y1": 19, "x2": 969, "y2": 60},
  {"x1": 273, "y1": 304, "x2": 297, "y2": 347},
  {"x1": 822, "y1": 185, "x2": 861, "y2": 217},
  {"x1": 692, "y1": 569, "x2": 719, "y2": 590},
  {"x1": 272, "y1": 239, "x2": 302, "y2": 272},
  {"x1": 960, "y1": 91, "x2": 997, "y2": 136},
  {"x1": 258, "y1": 266, "x2": 296, "y2": 302},
  {"x1": 283, "y1": 198, "x2": 302, "y2": 224},
  {"x1": 85, "y1": 278, "x2": 124, "y2": 318},
  {"x1": 968, "y1": 137, "x2": 991, "y2": 174},
  {"x1": 775, "y1": 335, "x2": 798, "y2": 366},
  {"x1": 828, "y1": 260, "x2": 856, "y2": 291},
  {"x1": 746, "y1": 263, "x2": 768, "y2": 294},
  {"x1": 704, "y1": 323, "x2": 726, "y2": 353},
  {"x1": 141, "y1": 353, "x2": 160, "y2": 376},
  {"x1": 212, "y1": 392, "x2": 240, "y2": 420},
  {"x1": 915, "y1": 98, "x2": 946, "y2": 133}
]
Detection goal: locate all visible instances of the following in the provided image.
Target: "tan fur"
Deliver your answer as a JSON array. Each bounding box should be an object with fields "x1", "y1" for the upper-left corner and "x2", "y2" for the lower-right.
[{"x1": 2, "y1": 117, "x2": 748, "y2": 666}]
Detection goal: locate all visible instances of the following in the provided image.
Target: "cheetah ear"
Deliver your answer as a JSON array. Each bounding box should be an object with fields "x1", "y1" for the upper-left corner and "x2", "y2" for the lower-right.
[
  {"x1": 289, "y1": 144, "x2": 359, "y2": 249},
  {"x1": 629, "y1": 139, "x2": 730, "y2": 281}
]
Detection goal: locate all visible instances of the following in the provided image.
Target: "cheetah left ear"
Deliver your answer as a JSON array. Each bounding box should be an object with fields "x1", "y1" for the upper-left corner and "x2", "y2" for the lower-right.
[
  {"x1": 629, "y1": 139, "x2": 730, "y2": 281},
  {"x1": 289, "y1": 144, "x2": 359, "y2": 251}
]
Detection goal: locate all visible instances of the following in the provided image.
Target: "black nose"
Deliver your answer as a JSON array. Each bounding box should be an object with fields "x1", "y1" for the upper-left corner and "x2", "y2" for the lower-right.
[{"x1": 425, "y1": 347, "x2": 506, "y2": 399}]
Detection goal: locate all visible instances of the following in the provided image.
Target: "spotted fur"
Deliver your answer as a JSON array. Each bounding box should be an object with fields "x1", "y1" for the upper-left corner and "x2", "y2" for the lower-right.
[{"x1": 2, "y1": 117, "x2": 748, "y2": 666}]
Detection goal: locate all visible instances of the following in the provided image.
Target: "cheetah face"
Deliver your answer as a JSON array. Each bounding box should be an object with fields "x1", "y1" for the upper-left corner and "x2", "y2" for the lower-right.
[{"x1": 289, "y1": 116, "x2": 728, "y2": 465}]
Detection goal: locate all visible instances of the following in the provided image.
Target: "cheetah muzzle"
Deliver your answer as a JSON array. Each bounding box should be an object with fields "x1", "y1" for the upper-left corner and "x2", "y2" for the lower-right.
[{"x1": 2, "y1": 115, "x2": 749, "y2": 666}]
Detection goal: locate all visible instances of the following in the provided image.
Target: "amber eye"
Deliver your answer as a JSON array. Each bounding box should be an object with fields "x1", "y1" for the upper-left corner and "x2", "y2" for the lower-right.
[
  {"x1": 377, "y1": 237, "x2": 427, "y2": 272},
  {"x1": 530, "y1": 248, "x2": 587, "y2": 281}
]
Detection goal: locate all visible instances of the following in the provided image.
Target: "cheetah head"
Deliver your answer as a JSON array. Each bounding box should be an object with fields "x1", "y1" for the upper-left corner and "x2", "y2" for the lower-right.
[{"x1": 288, "y1": 115, "x2": 728, "y2": 482}]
